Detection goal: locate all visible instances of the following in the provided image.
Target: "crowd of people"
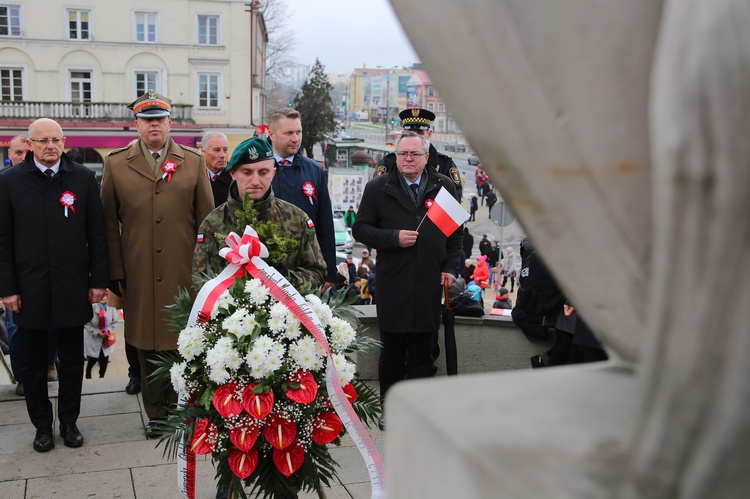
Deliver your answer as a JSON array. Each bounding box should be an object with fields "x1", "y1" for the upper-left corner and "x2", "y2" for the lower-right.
[{"x1": 0, "y1": 102, "x2": 607, "y2": 492}]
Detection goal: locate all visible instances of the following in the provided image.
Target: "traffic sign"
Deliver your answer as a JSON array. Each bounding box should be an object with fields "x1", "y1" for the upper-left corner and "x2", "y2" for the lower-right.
[{"x1": 490, "y1": 202, "x2": 515, "y2": 227}]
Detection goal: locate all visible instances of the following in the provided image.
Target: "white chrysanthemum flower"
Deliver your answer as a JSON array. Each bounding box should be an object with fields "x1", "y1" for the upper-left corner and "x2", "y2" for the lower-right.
[
  {"x1": 267, "y1": 313, "x2": 286, "y2": 334},
  {"x1": 270, "y1": 342, "x2": 286, "y2": 358},
  {"x1": 331, "y1": 353, "x2": 357, "y2": 385},
  {"x1": 254, "y1": 334, "x2": 274, "y2": 353},
  {"x1": 283, "y1": 317, "x2": 302, "y2": 340},
  {"x1": 245, "y1": 278, "x2": 270, "y2": 306},
  {"x1": 208, "y1": 365, "x2": 231, "y2": 384},
  {"x1": 329, "y1": 317, "x2": 356, "y2": 352},
  {"x1": 245, "y1": 348, "x2": 265, "y2": 370},
  {"x1": 222, "y1": 308, "x2": 252, "y2": 338},
  {"x1": 265, "y1": 351, "x2": 283, "y2": 372},
  {"x1": 224, "y1": 348, "x2": 243, "y2": 371},
  {"x1": 211, "y1": 290, "x2": 236, "y2": 318},
  {"x1": 290, "y1": 336, "x2": 323, "y2": 371},
  {"x1": 170, "y1": 362, "x2": 188, "y2": 396},
  {"x1": 214, "y1": 336, "x2": 235, "y2": 356},
  {"x1": 305, "y1": 294, "x2": 322, "y2": 307},
  {"x1": 177, "y1": 326, "x2": 206, "y2": 362}
]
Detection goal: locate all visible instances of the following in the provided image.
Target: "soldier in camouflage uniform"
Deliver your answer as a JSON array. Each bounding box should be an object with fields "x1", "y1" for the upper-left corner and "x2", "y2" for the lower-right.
[
  {"x1": 376, "y1": 107, "x2": 462, "y2": 199},
  {"x1": 192, "y1": 136, "x2": 327, "y2": 291}
]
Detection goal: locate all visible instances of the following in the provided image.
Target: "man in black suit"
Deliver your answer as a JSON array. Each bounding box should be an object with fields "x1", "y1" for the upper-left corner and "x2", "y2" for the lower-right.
[
  {"x1": 201, "y1": 131, "x2": 232, "y2": 207},
  {"x1": 0, "y1": 118, "x2": 109, "y2": 452}
]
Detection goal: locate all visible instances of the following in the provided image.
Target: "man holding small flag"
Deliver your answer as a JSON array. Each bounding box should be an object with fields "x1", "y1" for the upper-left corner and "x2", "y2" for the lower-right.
[{"x1": 353, "y1": 131, "x2": 464, "y2": 430}]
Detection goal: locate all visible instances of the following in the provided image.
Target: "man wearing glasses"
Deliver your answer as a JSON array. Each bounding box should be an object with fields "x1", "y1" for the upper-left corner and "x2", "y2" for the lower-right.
[
  {"x1": 376, "y1": 107, "x2": 462, "y2": 199},
  {"x1": 0, "y1": 118, "x2": 109, "y2": 452},
  {"x1": 353, "y1": 131, "x2": 463, "y2": 430}
]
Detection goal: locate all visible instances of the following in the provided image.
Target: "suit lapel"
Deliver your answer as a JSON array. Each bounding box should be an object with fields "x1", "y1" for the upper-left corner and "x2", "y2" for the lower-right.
[{"x1": 126, "y1": 140, "x2": 157, "y2": 181}]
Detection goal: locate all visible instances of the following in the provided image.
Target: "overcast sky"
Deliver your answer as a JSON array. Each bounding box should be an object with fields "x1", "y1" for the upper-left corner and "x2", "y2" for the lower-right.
[{"x1": 284, "y1": 0, "x2": 419, "y2": 74}]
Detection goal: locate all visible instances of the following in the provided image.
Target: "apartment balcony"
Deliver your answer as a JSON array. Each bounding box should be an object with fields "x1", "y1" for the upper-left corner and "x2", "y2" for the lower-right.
[{"x1": 0, "y1": 101, "x2": 194, "y2": 124}]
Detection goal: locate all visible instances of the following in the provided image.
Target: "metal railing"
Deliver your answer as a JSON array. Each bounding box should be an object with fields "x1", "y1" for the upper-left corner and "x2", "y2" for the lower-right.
[{"x1": 0, "y1": 101, "x2": 194, "y2": 123}]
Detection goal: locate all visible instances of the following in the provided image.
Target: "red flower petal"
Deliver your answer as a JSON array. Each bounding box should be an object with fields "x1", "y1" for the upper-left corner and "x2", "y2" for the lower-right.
[
  {"x1": 229, "y1": 417, "x2": 259, "y2": 452},
  {"x1": 190, "y1": 418, "x2": 217, "y2": 455},
  {"x1": 212, "y1": 382, "x2": 243, "y2": 419},
  {"x1": 343, "y1": 383, "x2": 358, "y2": 403},
  {"x1": 242, "y1": 383, "x2": 274, "y2": 419},
  {"x1": 285, "y1": 370, "x2": 318, "y2": 405},
  {"x1": 272, "y1": 441, "x2": 305, "y2": 477},
  {"x1": 311, "y1": 412, "x2": 343, "y2": 445},
  {"x1": 228, "y1": 448, "x2": 259, "y2": 479},
  {"x1": 262, "y1": 414, "x2": 297, "y2": 450}
]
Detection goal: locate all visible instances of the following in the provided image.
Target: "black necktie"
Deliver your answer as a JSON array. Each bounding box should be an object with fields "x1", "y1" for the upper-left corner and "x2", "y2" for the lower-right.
[
  {"x1": 152, "y1": 152, "x2": 160, "y2": 162},
  {"x1": 409, "y1": 183, "x2": 419, "y2": 202},
  {"x1": 45, "y1": 169, "x2": 54, "y2": 180}
]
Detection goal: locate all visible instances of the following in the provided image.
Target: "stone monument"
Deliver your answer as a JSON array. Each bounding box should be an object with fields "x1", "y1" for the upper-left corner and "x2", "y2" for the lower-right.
[{"x1": 385, "y1": 0, "x2": 750, "y2": 496}]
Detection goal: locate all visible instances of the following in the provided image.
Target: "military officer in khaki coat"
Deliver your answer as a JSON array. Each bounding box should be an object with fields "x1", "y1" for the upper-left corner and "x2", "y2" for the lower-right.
[{"x1": 100, "y1": 91, "x2": 214, "y2": 434}]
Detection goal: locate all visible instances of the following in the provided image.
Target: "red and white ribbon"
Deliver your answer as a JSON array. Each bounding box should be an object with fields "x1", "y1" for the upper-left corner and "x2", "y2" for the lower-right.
[
  {"x1": 302, "y1": 181, "x2": 317, "y2": 205},
  {"x1": 178, "y1": 226, "x2": 385, "y2": 498},
  {"x1": 60, "y1": 191, "x2": 76, "y2": 217}
]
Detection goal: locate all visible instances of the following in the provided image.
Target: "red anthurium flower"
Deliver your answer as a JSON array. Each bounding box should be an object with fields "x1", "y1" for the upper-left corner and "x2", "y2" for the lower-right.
[
  {"x1": 272, "y1": 441, "x2": 305, "y2": 477},
  {"x1": 285, "y1": 370, "x2": 318, "y2": 404},
  {"x1": 229, "y1": 416, "x2": 259, "y2": 452},
  {"x1": 242, "y1": 383, "x2": 274, "y2": 419},
  {"x1": 262, "y1": 414, "x2": 297, "y2": 450},
  {"x1": 342, "y1": 383, "x2": 358, "y2": 403},
  {"x1": 190, "y1": 418, "x2": 217, "y2": 455},
  {"x1": 228, "y1": 448, "x2": 259, "y2": 479},
  {"x1": 311, "y1": 411, "x2": 343, "y2": 445},
  {"x1": 212, "y1": 382, "x2": 243, "y2": 419}
]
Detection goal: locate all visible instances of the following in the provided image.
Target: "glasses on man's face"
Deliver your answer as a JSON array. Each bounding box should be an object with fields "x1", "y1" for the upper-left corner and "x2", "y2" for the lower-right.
[
  {"x1": 29, "y1": 138, "x2": 65, "y2": 145},
  {"x1": 395, "y1": 151, "x2": 426, "y2": 159}
]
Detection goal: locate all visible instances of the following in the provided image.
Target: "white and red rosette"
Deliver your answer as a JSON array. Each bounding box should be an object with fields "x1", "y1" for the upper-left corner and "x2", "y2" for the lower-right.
[
  {"x1": 302, "y1": 181, "x2": 317, "y2": 204},
  {"x1": 60, "y1": 191, "x2": 76, "y2": 217},
  {"x1": 162, "y1": 160, "x2": 178, "y2": 182}
]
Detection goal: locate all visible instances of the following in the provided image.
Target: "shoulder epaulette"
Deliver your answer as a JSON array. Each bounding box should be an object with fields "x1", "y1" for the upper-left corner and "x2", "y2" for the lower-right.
[
  {"x1": 107, "y1": 146, "x2": 129, "y2": 156},
  {"x1": 178, "y1": 144, "x2": 203, "y2": 156}
]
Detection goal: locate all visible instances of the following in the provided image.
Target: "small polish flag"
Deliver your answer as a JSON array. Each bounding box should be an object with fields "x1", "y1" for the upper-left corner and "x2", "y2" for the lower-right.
[
  {"x1": 425, "y1": 186, "x2": 470, "y2": 237},
  {"x1": 307, "y1": 219, "x2": 315, "y2": 228},
  {"x1": 196, "y1": 233, "x2": 204, "y2": 243}
]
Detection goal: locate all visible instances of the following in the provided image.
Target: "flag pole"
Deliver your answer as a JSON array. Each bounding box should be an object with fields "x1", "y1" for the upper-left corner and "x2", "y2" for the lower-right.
[{"x1": 415, "y1": 216, "x2": 427, "y2": 232}]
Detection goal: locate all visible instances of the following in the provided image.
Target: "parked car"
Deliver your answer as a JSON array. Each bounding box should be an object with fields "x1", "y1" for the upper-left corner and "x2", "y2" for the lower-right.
[
  {"x1": 333, "y1": 218, "x2": 354, "y2": 254},
  {"x1": 468, "y1": 151, "x2": 480, "y2": 165},
  {"x1": 444, "y1": 141, "x2": 467, "y2": 153}
]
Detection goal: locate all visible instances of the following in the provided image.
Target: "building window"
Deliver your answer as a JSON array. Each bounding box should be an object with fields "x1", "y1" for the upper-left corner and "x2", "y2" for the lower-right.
[
  {"x1": 135, "y1": 71, "x2": 158, "y2": 96},
  {"x1": 0, "y1": 67, "x2": 23, "y2": 101},
  {"x1": 135, "y1": 11, "x2": 157, "y2": 43},
  {"x1": 427, "y1": 87, "x2": 435, "y2": 97},
  {"x1": 197, "y1": 15, "x2": 219, "y2": 45},
  {"x1": 427, "y1": 102, "x2": 434, "y2": 112},
  {"x1": 70, "y1": 70, "x2": 92, "y2": 117},
  {"x1": 0, "y1": 5, "x2": 21, "y2": 36},
  {"x1": 197, "y1": 73, "x2": 220, "y2": 109},
  {"x1": 67, "y1": 9, "x2": 90, "y2": 40},
  {"x1": 438, "y1": 103, "x2": 444, "y2": 113}
]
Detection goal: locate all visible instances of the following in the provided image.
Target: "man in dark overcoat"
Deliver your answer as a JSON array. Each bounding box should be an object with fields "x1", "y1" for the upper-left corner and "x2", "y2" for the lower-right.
[
  {"x1": 353, "y1": 131, "x2": 463, "y2": 430},
  {"x1": 0, "y1": 118, "x2": 108, "y2": 452}
]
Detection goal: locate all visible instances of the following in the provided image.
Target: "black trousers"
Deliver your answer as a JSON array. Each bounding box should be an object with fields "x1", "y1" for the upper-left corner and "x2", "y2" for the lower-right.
[
  {"x1": 86, "y1": 350, "x2": 108, "y2": 379},
  {"x1": 18, "y1": 325, "x2": 84, "y2": 428},
  {"x1": 379, "y1": 330, "x2": 435, "y2": 404}
]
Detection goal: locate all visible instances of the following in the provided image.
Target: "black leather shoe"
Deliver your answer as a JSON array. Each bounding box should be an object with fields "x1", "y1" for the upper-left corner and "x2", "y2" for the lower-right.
[
  {"x1": 125, "y1": 378, "x2": 141, "y2": 395},
  {"x1": 60, "y1": 422, "x2": 84, "y2": 448},
  {"x1": 145, "y1": 419, "x2": 165, "y2": 439},
  {"x1": 33, "y1": 426, "x2": 54, "y2": 452}
]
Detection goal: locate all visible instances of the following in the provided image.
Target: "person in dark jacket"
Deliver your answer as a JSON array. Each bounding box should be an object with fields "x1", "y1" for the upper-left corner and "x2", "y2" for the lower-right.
[
  {"x1": 486, "y1": 188, "x2": 498, "y2": 216},
  {"x1": 478, "y1": 234, "x2": 492, "y2": 256},
  {"x1": 0, "y1": 118, "x2": 109, "y2": 452},
  {"x1": 353, "y1": 131, "x2": 463, "y2": 430},
  {"x1": 201, "y1": 131, "x2": 233, "y2": 208},
  {"x1": 462, "y1": 227, "x2": 474, "y2": 257},
  {"x1": 269, "y1": 108, "x2": 336, "y2": 292},
  {"x1": 375, "y1": 108, "x2": 462, "y2": 194}
]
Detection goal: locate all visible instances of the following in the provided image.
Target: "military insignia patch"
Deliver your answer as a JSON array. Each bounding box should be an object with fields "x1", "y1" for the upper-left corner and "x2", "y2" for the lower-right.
[
  {"x1": 197, "y1": 233, "x2": 204, "y2": 243},
  {"x1": 449, "y1": 167, "x2": 461, "y2": 185},
  {"x1": 247, "y1": 146, "x2": 259, "y2": 161},
  {"x1": 307, "y1": 219, "x2": 315, "y2": 228},
  {"x1": 375, "y1": 165, "x2": 387, "y2": 176}
]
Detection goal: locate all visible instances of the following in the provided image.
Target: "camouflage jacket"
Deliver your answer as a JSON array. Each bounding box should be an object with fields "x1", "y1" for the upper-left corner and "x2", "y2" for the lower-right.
[{"x1": 192, "y1": 184, "x2": 327, "y2": 291}]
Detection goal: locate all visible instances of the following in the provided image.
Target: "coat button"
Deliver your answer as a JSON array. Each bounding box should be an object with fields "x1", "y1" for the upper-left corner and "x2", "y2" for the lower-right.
[
  {"x1": 155, "y1": 189, "x2": 160, "y2": 194},
  {"x1": 156, "y1": 276, "x2": 163, "y2": 282},
  {"x1": 156, "y1": 248, "x2": 162, "y2": 253},
  {"x1": 156, "y1": 218, "x2": 162, "y2": 224}
]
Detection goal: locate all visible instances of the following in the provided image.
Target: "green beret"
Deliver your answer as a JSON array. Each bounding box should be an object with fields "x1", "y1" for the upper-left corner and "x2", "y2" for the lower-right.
[{"x1": 227, "y1": 137, "x2": 274, "y2": 171}]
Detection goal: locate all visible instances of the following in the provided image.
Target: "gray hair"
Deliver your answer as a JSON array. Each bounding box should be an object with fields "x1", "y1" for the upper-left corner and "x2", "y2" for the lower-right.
[
  {"x1": 395, "y1": 130, "x2": 429, "y2": 154},
  {"x1": 200, "y1": 131, "x2": 228, "y2": 151}
]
